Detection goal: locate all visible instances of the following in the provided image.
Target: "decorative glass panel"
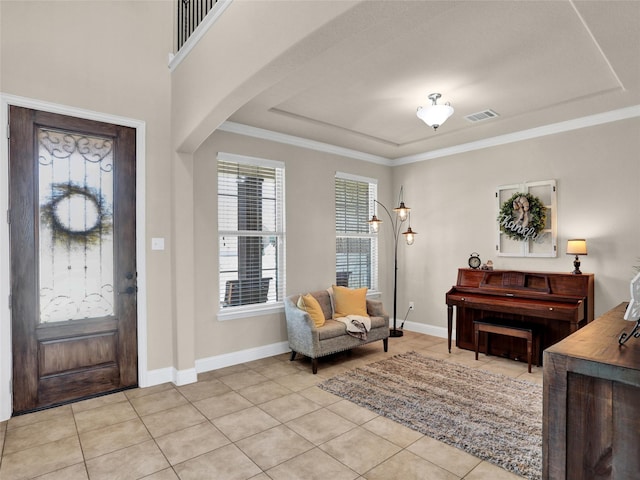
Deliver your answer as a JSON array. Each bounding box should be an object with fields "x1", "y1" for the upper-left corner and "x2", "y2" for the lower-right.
[{"x1": 38, "y1": 128, "x2": 114, "y2": 323}]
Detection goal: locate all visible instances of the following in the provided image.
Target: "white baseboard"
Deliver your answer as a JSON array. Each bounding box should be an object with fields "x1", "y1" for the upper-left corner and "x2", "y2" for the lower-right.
[
  {"x1": 195, "y1": 341, "x2": 290, "y2": 374},
  {"x1": 143, "y1": 341, "x2": 291, "y2": 389},
  {"x1": 402, "y1": 320, "x2": 453, "y2": 339}
]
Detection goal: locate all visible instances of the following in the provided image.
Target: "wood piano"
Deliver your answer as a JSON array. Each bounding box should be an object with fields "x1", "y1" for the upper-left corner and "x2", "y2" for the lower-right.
[{"x1": 446, "y1": 269, "x2": 594, "y2": 363}]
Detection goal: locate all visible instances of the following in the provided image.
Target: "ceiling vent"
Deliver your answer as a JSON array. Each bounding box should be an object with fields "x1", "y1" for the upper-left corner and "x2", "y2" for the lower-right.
[{"x1": 465, "y1": 109, "x2": 500, "y2": 123}]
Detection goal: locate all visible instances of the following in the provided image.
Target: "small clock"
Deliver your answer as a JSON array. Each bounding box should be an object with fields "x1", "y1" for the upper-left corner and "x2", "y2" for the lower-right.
[{"x1": 468, "y1": 252, "x2": 481, "y2": 269}]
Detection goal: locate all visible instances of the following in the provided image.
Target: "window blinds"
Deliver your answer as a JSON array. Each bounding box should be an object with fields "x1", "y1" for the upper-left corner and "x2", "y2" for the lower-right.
[
  {"x1": 335, "y1": 174, "x2": 378, "y2": 290},
  {"x1": 218, "y1": 153, "x2": 285, "y2": 308}
]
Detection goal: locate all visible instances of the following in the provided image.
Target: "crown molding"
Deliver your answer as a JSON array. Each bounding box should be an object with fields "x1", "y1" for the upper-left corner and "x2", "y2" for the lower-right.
[
  {"x1": 218, "y1": 121, "x2": 392, "y2": 166},
  {"x1": 220, "y1": 105, "x2": 640, "y2": 167},
  {"x1": 394, "y1": 105, "x2": 640, "y2": 165}
]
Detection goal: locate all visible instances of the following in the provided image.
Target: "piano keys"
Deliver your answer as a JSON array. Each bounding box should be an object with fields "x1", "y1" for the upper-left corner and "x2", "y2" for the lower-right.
[{"x1": 446, "y1": 269, "x2": 594, "y2": 363}]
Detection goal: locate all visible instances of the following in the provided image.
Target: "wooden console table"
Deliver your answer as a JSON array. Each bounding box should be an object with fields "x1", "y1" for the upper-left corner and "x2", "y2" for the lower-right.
[{"x1": 543, "y1": 303, "x2": 640, "y2": 479}]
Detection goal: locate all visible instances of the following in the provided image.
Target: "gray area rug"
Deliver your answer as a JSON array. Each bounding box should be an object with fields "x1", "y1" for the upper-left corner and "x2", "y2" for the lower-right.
[{"x1": 319, "y1": 351, "x2": 542, "y2": 480}]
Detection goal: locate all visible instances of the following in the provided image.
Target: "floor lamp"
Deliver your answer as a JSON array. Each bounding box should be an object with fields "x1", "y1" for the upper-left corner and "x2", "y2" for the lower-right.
[{"x1": 368, "y1": 187, "x2": 417, "y2": 337}]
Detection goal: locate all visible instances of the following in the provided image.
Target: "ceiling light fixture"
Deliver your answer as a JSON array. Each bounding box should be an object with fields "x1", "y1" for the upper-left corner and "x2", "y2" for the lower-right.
[{"x1": 417, "y1": 93, "x2": 454, "y2": 130}]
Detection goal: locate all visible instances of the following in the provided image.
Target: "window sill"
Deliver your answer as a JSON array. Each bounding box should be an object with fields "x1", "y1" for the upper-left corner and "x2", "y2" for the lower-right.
[{"x1": 217, "y1": 302, "x2": 284, "y2": 321}]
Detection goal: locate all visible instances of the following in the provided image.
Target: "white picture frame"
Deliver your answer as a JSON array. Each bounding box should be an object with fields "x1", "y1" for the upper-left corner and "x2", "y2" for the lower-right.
[{"x1": 496, "y1": 180, "x2": 557, "y2": 257}]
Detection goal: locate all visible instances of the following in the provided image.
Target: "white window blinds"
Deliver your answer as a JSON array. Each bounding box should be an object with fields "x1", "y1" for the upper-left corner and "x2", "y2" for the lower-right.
[
  {"x1": 218, "y1": 153, "x2": 285, "y2": 309},
  {"x1": 335, "y1": 173, "x2": 378, "y2": 290}
]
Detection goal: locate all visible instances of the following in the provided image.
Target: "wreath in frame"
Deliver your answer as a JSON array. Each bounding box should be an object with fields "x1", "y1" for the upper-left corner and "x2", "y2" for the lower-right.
[{"x1": 497, "y1": 192, "x2": 547, "y2": 241}]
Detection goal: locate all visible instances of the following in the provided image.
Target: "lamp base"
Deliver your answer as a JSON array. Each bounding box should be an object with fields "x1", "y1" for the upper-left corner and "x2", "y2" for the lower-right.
[
  {"x1": 572, "y1": 255, "x2": 582, "y2": 274},
  {"x1": 389, "y1": 328, "x2": 404, "y2": 338}
]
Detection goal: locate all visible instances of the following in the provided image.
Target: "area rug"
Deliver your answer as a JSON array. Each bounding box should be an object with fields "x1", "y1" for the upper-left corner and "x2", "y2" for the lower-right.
[{"x1": 319, "y1": 351, "x2": 542, "y2": 480}]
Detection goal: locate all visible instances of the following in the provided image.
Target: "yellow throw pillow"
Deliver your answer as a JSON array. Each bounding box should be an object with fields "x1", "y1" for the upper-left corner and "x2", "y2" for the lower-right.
[
  {"x1": 297, "y1": 293, "x2": 326, "y2": 327},
  {"x1": 332, "y1": 285, "x2": 368, "y2": 318}
]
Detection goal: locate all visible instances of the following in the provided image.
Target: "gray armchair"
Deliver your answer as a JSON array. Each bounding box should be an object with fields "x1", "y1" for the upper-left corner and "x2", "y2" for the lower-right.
[{"x1": 284, "y1": 289, "x2": 389, "y2": 374}]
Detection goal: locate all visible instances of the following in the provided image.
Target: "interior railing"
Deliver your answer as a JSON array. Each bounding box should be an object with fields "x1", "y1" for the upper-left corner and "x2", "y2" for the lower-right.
[{"x1": 177, "y1": 0, "x2": 218, "y2": 51}]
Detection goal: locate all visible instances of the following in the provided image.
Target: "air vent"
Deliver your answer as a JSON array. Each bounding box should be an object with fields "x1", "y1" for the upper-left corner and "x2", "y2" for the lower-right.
[{"x1": 465, "y1": 109, "x2": 500, "y2": 123}]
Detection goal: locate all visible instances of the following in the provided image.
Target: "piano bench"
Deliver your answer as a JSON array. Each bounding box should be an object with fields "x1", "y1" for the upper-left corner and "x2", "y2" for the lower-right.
[{"x1": 473, "y1": 319, "x2": 540, "y2": 373}]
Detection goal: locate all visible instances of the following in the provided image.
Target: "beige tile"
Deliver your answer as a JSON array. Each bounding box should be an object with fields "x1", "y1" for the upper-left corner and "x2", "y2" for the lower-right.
[
  {"x1": 138, "y1": 468, "x2": 180, "y2": 480},
  {"x1": 3, "y1": 414, "x2": 77, "y2": 454},
  {"x1": 124, "y1": 383, "x2": 174, "y2": 400},
  {"x1": 407, "y1": 435, "x2": 481, "y2": 477},
  {"x1": 258, "y1": 392, "x2": 321, "y2": 423},
  {"x1": 266, "y1": 447, "x2": 358, "y2": 480},
  {"x1": 286, "y1": 408, "x2": 357, "y2": 445},
  {"x1": 247, "y1": 474, "x2": 272, "y2": 480},
  {"x1": 250, "y1": 361, "x2": 304, "y2": 380},
  {"x1": 297, "y1": 385, "x2": 342, "y2": 406},
  {"x1": 327, "y1": 399, "x2": 379, "y2": 424},
  {"x1": 85, "y1": 439, "x2": 169, "y2": 480},
  {"x1": 361, "y1": 416, "x2": 423, "y2": 448},
  {"x1": 218, "y1": 370, "x2": 270, "y2": 390},
  {"x1": 173, "y1": 444, "x2": 262, "y2": 480},
  {"x1": 129, "y1": 388, "x2": 188, "y2": 416},
  {"x1": 365, "y1": 449, "x2": 459, "y2": 480},
  {"x1": 465, "y1": 460, "x2": 526, "y2": 479},
  {"x1": 79, "y1": 418, "x2": 151, "y2": 459},
  {"x1": 237, "y1": 380, "x2": 292, "y2": 404},
  {"x1": 34, "y1": 463, "x2": 88, "y2": 479},
  {"x1": 273, "y1": 371, "x2": 321, "y2": 391},
  {"x1": 73, "y1": 400, "x2": 138, "y2": 433},
  {"x1": 236, "y1": 424, "x2": 314, "y2": 470},
  {"x1": 201, "y1": 363, "x2": 250, "y2": 379},
  {"x1": 193, "y1": 391, "x2": 253, "y2": 419},
  {"x1": 71, "y1": 391, "x2": 128, "y2": 413},
  {"x1": 7, "y1": 404, "x2": 73, "y2": 430},
  {"x1": 320, "y1": 427, "x2": 402, "y2": 474},
  {"x1": 177, "y1": 378, "x2": 231, "y2": 402},
  {"x1": 0, "y1": 435, "x2": 83, "y2": 480},
  {"x1": 142, "y1": 403, "x2": 207, "y2": 438},
  {"x1": 155, "y1": 421, "x2": 230, "y2": 465},
  {"x1": 213, "y1": 406, "x2": 280, "y2": 442}
]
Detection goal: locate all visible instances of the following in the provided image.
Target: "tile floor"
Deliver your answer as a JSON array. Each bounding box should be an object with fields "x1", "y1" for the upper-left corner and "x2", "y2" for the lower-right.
[{"x1": 0, "y1": 331, "x2": 542, "y2": 480}]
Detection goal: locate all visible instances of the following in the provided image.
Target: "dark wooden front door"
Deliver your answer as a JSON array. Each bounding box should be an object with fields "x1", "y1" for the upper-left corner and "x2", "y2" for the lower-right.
[{"x1": 9, "y1": 106, "x2": 138, "y2": 414}]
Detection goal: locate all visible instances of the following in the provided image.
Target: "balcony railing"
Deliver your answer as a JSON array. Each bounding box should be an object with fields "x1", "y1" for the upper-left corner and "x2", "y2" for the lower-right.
[{"x1": 177, "y1": 0, "x2": 218, "y2": 51}]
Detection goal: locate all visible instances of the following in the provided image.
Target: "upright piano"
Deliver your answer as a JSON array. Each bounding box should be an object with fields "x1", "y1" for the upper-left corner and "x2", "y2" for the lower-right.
[{"x1": 446, "y1": 269, "x2": 594, "y2": 362}]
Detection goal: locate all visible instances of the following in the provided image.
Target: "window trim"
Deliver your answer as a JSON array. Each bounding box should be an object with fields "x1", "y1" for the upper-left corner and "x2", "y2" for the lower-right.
[{"x1": 216, "y1": 152, "x2": 286, "y2": 320}]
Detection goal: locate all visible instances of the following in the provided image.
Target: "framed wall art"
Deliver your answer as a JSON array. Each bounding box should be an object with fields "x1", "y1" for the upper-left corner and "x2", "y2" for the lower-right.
[{"x1": 496, "y1": 180, "x2": 557, "y2": 257}]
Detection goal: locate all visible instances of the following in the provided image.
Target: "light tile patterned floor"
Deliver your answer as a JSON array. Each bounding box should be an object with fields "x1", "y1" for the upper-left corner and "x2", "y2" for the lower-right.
[{"x1": 0, "y1": 332, "x2": 542, "y2": 479}]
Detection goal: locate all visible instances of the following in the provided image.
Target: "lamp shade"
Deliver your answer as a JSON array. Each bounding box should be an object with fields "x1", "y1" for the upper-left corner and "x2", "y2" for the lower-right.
[
  {"x1": 416, "y1": 104, "x2": 454, "y2": 129},
  {"x1": 566, "y1": 239, "x2": 587, "y2": 255}
]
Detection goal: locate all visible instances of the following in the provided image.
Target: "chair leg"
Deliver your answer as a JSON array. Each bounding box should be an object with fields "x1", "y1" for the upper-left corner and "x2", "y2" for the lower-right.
[
  {"x1": 290, "y1": 351, "x2": 296, "y2": 361},
  {"x1": 312, "y1": 358, "x2": 318, "y2": 374},
  {"x1": 383, "y1": 338, "x2": 388, "y2": 352}
]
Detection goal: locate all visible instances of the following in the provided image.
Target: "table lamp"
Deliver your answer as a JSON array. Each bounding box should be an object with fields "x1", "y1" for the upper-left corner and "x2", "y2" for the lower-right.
[{"x1": 566, "y1": 239, "x2": 587, "y2": 274}]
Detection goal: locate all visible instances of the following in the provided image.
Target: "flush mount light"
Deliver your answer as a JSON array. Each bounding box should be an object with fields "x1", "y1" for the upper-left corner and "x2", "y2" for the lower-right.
[{"x1": 416, "y1": 93, "x2": 454, "y2": 130}]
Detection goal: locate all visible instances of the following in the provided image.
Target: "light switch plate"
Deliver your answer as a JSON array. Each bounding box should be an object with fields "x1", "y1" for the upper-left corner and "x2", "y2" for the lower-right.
[{"x1": 151, "y1": 237, "x2": 165, "y2": 251}]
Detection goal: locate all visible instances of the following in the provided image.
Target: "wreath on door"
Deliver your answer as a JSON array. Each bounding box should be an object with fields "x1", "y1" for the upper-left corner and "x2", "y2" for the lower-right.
[{"x1": 497, "y1": 192, "x2": 546, "y2": 241}]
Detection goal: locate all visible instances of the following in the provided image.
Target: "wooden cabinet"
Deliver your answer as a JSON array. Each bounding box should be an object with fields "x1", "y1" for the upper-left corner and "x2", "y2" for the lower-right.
[{"x1": 543, "y1": 303, "x2": 640, "y2": 479}]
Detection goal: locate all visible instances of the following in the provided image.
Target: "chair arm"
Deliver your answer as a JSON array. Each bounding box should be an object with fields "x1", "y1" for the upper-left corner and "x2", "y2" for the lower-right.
[
  {"x1": 284, "y1": 296, "x2": 321, "y2": 355},
  {"x1": 367, "y1": 298, "x2": 389, "y2": 320}
]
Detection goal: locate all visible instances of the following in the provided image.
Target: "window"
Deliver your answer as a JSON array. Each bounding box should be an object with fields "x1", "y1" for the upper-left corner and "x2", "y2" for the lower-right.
[
  {"x1": 335, "y1": 173, "x2": 378, "y2": 290},
  {"x1": 218, "y1": 152, "x2": 285, "y2": 312}
]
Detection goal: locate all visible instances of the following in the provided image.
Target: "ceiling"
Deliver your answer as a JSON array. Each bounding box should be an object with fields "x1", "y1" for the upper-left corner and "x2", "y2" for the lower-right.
[{"x1": 227, "y1": 0, "x2": 640, "y2": 162}]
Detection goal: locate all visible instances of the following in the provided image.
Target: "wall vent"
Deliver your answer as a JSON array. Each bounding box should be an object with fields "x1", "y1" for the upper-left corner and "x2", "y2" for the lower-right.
[{"x1": 465, "y1": 109, "x2": 500, "y2": 123}]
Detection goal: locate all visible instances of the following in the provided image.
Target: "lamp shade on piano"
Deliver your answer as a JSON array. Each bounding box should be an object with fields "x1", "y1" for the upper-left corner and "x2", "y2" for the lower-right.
[{"x1": 566, "y1": 239, "x2": 587, "y2": 274}]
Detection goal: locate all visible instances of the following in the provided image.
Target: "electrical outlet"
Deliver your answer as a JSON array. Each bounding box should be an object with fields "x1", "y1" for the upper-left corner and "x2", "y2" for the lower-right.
[{"x1": 409, "y1": 301, "x2": 415, "y2": 310}]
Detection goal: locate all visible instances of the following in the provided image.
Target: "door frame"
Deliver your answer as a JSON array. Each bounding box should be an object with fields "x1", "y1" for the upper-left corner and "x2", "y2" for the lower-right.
[{"x1": 0, "y1": 93, "x2": 148, "y2": 420}]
